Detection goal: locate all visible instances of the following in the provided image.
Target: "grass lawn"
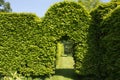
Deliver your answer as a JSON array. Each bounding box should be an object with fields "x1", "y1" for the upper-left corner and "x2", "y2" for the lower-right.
[{"x1": 45, "y1": 56, "x2": 80, "y2": 80}]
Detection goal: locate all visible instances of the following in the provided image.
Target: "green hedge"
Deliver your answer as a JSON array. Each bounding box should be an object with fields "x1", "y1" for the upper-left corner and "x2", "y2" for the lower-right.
[
  {"x1": 41, "y1": 1, "x2": 91, "y2": 75},
  {"x1": 0, "y1": 13, "x2": 56, "y2": 77},
  {"x1": 3, "y1": 2, "x2": 119, "y2": 79},
  {"x1": 80, "y1": 3, "x2": 118, "y2": 78},
  {"x1": 100, "y1": 6, "x2": 120, "y2": 80}
]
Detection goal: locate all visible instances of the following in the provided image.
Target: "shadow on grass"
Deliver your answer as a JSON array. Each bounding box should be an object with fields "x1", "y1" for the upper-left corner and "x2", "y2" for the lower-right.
[
  {"x1": 54, "y1": 69, "x2": 98, "y2": 80},
  {"x1": 55, "y1": 69, "x2": 80, "y2": 80}
]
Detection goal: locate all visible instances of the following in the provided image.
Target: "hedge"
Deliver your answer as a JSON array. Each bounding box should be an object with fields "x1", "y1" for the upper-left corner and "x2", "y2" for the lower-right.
[
  {"x1": 100, "y1": 6, "x2": 120, "y2": 80},
  {"x1": 80, "y1": 3, "x2": 118, "y2": 77},
  {"x1": 41, "y1": 1, "x2": 91, "y2": 75},
  {"x1": 0, "y1": 13, "x2": 56, "y2": 77},
  {"x1": 2, "y1": 1, "x2": 119, "y2": 79}
]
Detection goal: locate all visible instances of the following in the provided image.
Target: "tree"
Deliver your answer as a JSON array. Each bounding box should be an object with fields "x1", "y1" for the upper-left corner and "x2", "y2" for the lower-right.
[
  {"x1": 0, "y1": 0, "x2": 12, "y2": 12},
  {"x1": 78, "y1": 0, "x2": 100, "y2": 11}
]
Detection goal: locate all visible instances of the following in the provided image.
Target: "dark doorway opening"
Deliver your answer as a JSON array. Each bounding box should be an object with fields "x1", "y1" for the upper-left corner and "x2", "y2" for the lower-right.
[
  {"x1": 59, "y1": 35, "x2": 74, "y2": 56},
  {"x1": 53, "y1": 35, "x2": 80, "y2": 80}
]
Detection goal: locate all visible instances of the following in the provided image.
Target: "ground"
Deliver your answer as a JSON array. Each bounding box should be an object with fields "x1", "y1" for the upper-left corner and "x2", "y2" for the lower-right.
[{"x1": 45, "y1": 55, "x2": 80, "y2": 80}]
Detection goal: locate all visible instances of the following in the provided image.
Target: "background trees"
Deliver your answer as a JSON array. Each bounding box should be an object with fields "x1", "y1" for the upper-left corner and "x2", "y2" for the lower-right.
[
  {"x1": 0, "y1": 0, "x2": 12, "y2": 12},
  {"x1": 78, "y1": 0, "x2": 100, "y2": 11},
  {"x1": 63, "y1": 0, "x2": 100, "y2": 11}
]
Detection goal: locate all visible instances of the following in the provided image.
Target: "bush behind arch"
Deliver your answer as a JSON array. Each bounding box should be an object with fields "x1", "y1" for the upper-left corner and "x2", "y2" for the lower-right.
[
  {"x1": 83, "y1": 3, "x2": 118, "y2": 78},
  {"x1": 41, "y1": 1, "x2": 91, "y2": 75},
  {"x1": 100, "y1": 6, "x2": 120, "y2": 80}
]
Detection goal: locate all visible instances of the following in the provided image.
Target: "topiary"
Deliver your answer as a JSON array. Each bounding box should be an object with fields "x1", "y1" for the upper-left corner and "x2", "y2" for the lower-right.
[{"x1": 41, "y1": 1, "x2": 91, "y2": 76}]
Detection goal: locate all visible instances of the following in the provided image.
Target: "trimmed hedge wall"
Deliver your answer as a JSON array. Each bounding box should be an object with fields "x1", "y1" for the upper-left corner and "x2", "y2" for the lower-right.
[
  {"x1": 0, "y1": 13, "x2": 56, "y2": 77},
  {"x1": 100, "y1": 6, "x2": 120, "y2": 80},
  {"x1": 84, "y1": 2, "x2": 119, "y2": 79},
  {"x1": 79, "y1": 3, "x2": 118, "y2": 78},
  {"x1": 2, "y1": 2, "x2": 119, "y2": 79},
  {"x1": 0, "y1": 2, "x2": 91, "y2": 77},
  {"x1": 41, "y1": 1, "x2": 91, "y2": 75}
]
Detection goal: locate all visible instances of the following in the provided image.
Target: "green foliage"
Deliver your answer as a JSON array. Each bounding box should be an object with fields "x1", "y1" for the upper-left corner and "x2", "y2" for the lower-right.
[
  {"x1": 42, "y1": 1, "x2": 90, "y2": 42},
  {"x1": 90, "y1": 2, "x2": 117, "y2": 22},
  {"x1": 2, "y1": 1, "x2": 119, "y2": 79},
  {"x1": 0, "y1": 1, "x2": 91, "y2": 77},
  {"x1": 111, "y1": 0, "x2": 120, "y2": 2},
  {"x1": 0, "y1": 13, "x2": 56, "y2": 77},
  {"x1": 78, "y1": 0, "x2": 100, "y2": 11},
  {"x1": 100, "y1": 6, "x2": 120, "y2": 80},
  {"x1": 0, "y1": 0, "x2": 12, "y2": 12},
  {"x1": 56, "y1": 42, "x2": 64, "y2": 64},
  {"x1": 80, "y1": 2, "x2": 118, "y2": 78},
  {"x1": 41, "y1": 1, "x2": 91, "y2": 75}
]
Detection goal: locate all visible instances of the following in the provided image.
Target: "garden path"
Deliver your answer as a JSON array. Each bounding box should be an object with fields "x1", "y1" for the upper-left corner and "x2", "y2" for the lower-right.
[{"x1": 45, "y1": 55, "x2": 80, "y2": 80}]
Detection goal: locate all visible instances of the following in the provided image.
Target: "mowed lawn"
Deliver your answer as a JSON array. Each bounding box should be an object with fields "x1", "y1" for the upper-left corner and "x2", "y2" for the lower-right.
[{"x1": 45, "y1": 55, "x2": 80, "y2": 80}]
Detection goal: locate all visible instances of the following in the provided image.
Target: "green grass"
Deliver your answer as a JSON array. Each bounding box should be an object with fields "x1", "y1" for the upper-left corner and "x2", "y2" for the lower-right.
[{"x1": 45, "y1": 56, "x2": 80, "y2": 80}]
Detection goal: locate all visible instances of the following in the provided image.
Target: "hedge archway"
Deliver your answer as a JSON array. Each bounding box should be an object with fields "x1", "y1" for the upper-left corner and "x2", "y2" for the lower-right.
[
  {"x1": 0, "y1": 1, "x2": 91, "y2": 78},
  {"x1": 41, "y1": 1, "x2": 91, "y2": 75}
]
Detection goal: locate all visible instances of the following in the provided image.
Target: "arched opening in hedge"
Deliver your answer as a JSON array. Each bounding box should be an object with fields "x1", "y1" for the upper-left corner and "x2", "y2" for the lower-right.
[
  {"x1": 57, "y1": 34, "x2": 74, "y2": 56},
  {"x1": 41, "y1": 1, "x2": 91, "y2": 75}
]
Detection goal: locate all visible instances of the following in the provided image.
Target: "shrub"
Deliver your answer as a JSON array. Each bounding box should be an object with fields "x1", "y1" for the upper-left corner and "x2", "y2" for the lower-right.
[
  {"x1": 0, "y1": 13, "x2": 56, "y2": 77},
  {"x1": 41, "y1": 1, "x2": 91, "y2": 75},
  {"x1": 76, "y1": 2, "x2": 118, "y2": 78},
  {"x1": 100, "y1": 6, "x2": 120, "y2": 80}
]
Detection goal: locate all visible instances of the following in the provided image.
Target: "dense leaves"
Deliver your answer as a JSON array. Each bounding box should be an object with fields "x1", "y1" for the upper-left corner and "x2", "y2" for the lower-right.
[
  {"x1": 78, "y1": 0, "x2": 100, "y2": 11},
  {"x1": 0, "y1": 0, "x2": 12, "y2": 12},
  {"x1": 100, "y1": 6, "x2": 120, "y2": 80},
  {"x1": 1, "y1": 1, "x2": 119, "y2": 80},
  {"x1": 0, "y1": 1, "x2": 91, "y2": 77},
  {"x1": 74, "y1": 3, "x2": 117, "y2": 77},
  {"x1": 84, "y1": 2, "x2": 119, "y2": 79},
  {"x1": 0, "y1": 13, "x2": 56, "y2": 77},
  {"x1": 41, "y1": 1, "x2": 91, "y2": 76}
]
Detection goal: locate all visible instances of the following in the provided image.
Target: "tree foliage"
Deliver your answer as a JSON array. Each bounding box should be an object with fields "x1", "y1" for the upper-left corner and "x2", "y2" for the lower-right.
[
  {"x1": 0, "y1": 0, "x2": 12, "y2": 12},
  {"x1": 78, "y1": 0, "x2": 100, "y2": 11}
]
